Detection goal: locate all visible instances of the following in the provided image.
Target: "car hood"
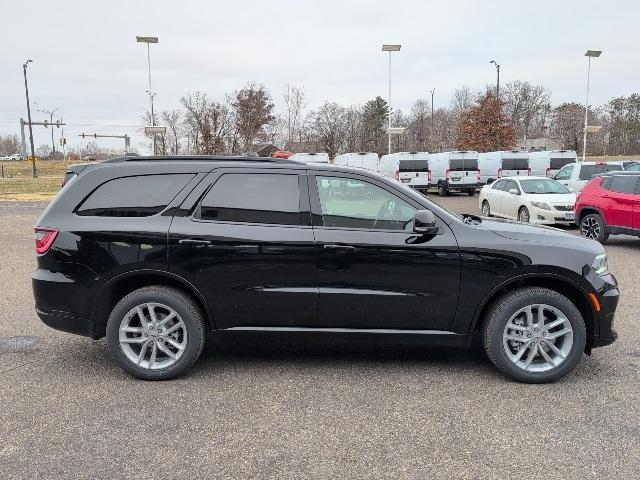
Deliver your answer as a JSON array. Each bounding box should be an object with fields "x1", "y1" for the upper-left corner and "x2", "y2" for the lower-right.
[
  {"x1": 479, "y1": 217, "x2": 603, "y2": 252},
  {"x1": 525, "y1": 193, "x2": 576, "y2": 203}
]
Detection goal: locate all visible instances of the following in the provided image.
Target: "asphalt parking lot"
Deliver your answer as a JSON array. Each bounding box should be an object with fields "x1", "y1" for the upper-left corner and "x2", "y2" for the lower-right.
[{"x1": 1, "y1": 196, "x2": 639, "y2": 479}]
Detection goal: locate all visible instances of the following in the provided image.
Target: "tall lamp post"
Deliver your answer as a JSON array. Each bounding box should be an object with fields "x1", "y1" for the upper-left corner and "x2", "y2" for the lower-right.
[
  {"x1": 382, "y1": 44, "x2": 401, "y2": 154},
  {"x1": 22, "y1": 59, "x2": 36, "y2": 178},
  {"x1": 37, "y1": 107, "x2": 59, "y2": 157},
  {"x1": 582, "y1": 49, "x2": 602, "y2": 162},
  {"x1": 136, "y1": 35, "x2": 159, "y2": 154},
  {"x1": 430, "y1": 88, "x2": 435, "y2": 151},
  {"x1": 489, "y1": 60, "x2": 500, "y2": 100}
]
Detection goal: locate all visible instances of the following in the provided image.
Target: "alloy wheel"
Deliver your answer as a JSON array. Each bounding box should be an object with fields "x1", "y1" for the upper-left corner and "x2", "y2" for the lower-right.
[
  {"x1": 581, "y1": 217, "x2": 601, "y2": 239},
  {"x1": 118, "y1": 302, "x2": 187, "y2": 370},
  {"x1": 502, "y1": 303, "x2": 574, "y2": 373},
  {"x1": 482, "y1": 201, "x2": 490, "y2": 216},
  {"x1": 518, "y1": 208, "x2": 530, "y2": 223}
]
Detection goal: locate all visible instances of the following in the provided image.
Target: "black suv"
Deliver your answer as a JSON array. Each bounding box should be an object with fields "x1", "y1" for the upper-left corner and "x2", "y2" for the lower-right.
[{"x1": 33, "y1": 156, "x2": 619, "y2": 382}]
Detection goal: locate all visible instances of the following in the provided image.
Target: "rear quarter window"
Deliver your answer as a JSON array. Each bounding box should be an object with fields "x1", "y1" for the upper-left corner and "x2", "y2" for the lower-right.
[{"x1": 76, "y1": 174, "x2": 194, "y2": 217}]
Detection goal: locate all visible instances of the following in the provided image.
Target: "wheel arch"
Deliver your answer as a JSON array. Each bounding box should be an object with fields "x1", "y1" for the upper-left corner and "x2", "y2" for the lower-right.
[
  {"x1": 470, "y1": 273, "x2": 597, "y2": 353},
  {"x1": 90, "y1": 269, "x2": 215, "y2": 339},
  {"x1": 577, "y1": 205, "x2": 606, "y2": 224}
]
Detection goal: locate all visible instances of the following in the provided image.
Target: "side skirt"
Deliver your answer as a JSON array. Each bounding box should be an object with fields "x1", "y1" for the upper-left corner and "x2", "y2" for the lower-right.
[{"x1": 218, "y1": 326, "x2": 474, "y2": 348}]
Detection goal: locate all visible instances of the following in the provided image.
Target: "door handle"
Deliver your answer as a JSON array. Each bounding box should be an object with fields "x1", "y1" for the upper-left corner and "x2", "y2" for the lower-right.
[
  {"x1": 178, "y1": 238, "x2": 211, "y2": 245},
  {"x1": 323, "y1": 244, "x2": 356, "y2": 253}
]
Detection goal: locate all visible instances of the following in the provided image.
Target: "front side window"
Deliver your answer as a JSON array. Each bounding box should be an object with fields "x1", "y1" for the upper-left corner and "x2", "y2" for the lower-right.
[
  {"x1": 579, "y1": 164, "x2": 621, "y2": 180},
  {"x1": 555, "y1": 165, "x2": 574, "y2": 180},
  {"x1": 504, "y1": 180, "x2": 520, "y2": 193},
  {"x1": 609, "y1": 175, "x2": 639, "y2": 194},
  {"x1": 77, "y1": 174, "x2": 194, "y2": 217},
  {"x1": 199, "y1": 173, "x2": 301, "y2": 225},
  {"x1": 315, "y1": 176, "x2": 417, "y2": 231},
  {"x1": 492, "y1": 180, "x2": 507, "y2": 191},
  {"x1": 519, "y1": 178, "x2": 569, "y2": 194}
]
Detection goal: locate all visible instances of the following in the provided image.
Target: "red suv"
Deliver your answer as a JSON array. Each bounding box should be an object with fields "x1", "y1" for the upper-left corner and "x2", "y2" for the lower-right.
[{"x1": 575, "y1": 171, "x2": 640, "y2": 243}]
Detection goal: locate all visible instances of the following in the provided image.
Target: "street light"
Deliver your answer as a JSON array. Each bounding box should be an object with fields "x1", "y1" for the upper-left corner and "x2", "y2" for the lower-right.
[
  {"x1": 37, "y1": 107, "x2": 59, "y2": 157},
  {"x1": 430, "y1": 88, "x2": 435, "y2": 151},
  {"x1": 22, "y1": 59, "x2": 37, "y2": 177},
  {"x1": 382, "y1": 44, "x2": 401, "y2": 155},
  {"x1": 582, "y1": 49, "x2": 602, "y2": 162},
  {"x1": 489, "y1": 60, "x2": 500, "y2": 99},
  {"x1": 137, "y1": 35, "x2": 159, "y2": 154}
]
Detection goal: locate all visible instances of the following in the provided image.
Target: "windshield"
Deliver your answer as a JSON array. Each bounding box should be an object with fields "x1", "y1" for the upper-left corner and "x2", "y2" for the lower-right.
[
  {"x1": 519, "y1": 178, "x2": 570, "y2": 194},
  {"x1": 579, "y1": 164, "x2": 622, "y2": 180}
]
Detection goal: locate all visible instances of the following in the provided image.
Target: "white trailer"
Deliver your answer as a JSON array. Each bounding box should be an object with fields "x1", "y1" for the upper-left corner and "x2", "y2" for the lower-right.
[
  {"x1": 478, "y1": 150, "x2": 530, "y2": 184},
  {"x1": 429, "y1": 151, "x2": 479, "y2": 196},
  {"x1": 528, "y1": 150, "x2": 577, "y2": 177},
  {"x1": 289, "y1": 152, "x2": 330, "y2": 163},
  {"x1": 378, "y1": 152, "x2": 430, "y2": 191},
  {"x1": 333, "y1": 152, "x2": 379, "y2": 171}
]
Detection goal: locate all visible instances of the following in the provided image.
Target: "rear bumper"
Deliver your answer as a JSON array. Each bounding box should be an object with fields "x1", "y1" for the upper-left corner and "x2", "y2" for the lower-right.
[
  {"x1": 445, "y1": 181, "x2": 478, "y2": 191},
  {"x1": 32, "y1": 264, "x2": 100, "y2": 338}
]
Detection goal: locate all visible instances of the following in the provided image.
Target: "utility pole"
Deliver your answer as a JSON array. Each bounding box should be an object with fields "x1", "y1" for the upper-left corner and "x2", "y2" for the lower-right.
[
  {"x1": 137, "y1": 36, "x2": 159, "y2": 155},
  {"x1": 490, "y1": 60, "x2": 500, "y2": 100},
  {"x1": 38, "y1": 108, "x2": 58, "y2": 156},
  {"x1": 430, "y1": 88, "x2": 435, "y2": 151},
  {"x1": 22, "y1": 59, "x2": 36, "y2": 178}
]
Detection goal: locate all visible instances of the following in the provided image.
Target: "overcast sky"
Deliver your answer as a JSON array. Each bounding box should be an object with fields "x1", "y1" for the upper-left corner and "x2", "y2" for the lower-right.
[{"x1": 1, "y1": 0, "x2": 639, "y2": 154}]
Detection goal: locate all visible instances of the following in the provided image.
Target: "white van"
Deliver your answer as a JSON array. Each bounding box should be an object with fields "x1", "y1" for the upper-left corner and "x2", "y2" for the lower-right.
[
  {"x1": 333, "y1": 152, "x2": 379, "y2": 171},
  {"x1": 478, "y1": 150, "x2": 530, "y2": 184},
  {"x1": 528, "y1": 150, "x2": 577, "y2": 177},
  {"x1": 429, "y1": 151, "x2": 479, "y2": 196},
  {"x1": 289, "y1": 152, "x2": 330, "y2": 163},
  {"x1": 378, "y1": 152, "x2": 430, "y2": 191}
]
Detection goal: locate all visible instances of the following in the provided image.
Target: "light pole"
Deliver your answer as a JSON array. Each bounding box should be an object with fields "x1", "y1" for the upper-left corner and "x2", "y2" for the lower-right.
[
  {"x1": 137, "y1": 35, "x2": 159, "y2": 154},
  {"x1": 489, "y1": 60, "x2": 500, "y2": 100},
  {"x1": 430, "y1": 88, "x2": 435, "y2": 151},
  {"x1": 582, "y1": 49, "x2": 602, "y2": 162},
  {"x1": 382, "y1": 44, "x2": 401, "y2": 155},
  {"x1": 22, "y1": 59, "x2": 36, "y2": 177}
]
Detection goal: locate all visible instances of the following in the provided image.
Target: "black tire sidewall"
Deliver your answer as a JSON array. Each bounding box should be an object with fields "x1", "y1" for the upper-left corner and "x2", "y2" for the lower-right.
[
  {"x1": 484, "y1": 288, "x2": 587, "y2": 383},
  {"x1": 581, "y1": 213, "x2": 608, "y2": 243},
  {"x1": 482, "y1": 200, "x2": 491, "y2": 216},
  {"x1": 518, "y1": 207, "x2": 530, "y2": 222},
  {"x1": 106, "y1": 286, "x2": 205, "y2": 380}
]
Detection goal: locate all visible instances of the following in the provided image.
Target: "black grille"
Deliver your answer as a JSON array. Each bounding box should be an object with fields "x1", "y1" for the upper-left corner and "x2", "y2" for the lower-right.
[{"x1": 554, "y1": 205, "x2": 573, "y2": 211}]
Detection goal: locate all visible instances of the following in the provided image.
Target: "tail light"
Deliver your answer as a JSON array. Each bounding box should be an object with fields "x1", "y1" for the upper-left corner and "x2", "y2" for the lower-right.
[
  {"x1": 476, "y1": 169, "x2": 480, "y2": 181},
  {"x1": 497, "y1": 168, "x2": 503, "y2": 178},
  {"x1": 528, "y1": 168, "x2": 532, "y2": 176},
  {"x1": 545, "y1": 167, "x2": 550, "y2": 177},
  {"x1": 445, "y1": 169, "x2": 451, "y2": 180},
  {"x1": 428, "y1": 170, "x2": 432, "y2": 183},
  {"x1": 394, "y1": 170, "x2": 399, "y2": 180},
  {"x1": 35, "y1": 227, "x2": 59, "y2": 255}
]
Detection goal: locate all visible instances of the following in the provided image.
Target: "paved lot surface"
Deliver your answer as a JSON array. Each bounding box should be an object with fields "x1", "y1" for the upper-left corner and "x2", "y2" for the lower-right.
[{"x1": 1, "y1": 197, "x2": 639, "y2": 479}]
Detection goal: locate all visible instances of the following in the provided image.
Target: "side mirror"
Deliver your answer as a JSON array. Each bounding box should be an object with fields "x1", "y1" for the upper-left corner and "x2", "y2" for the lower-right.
[
  {"x1": 508, "y1": 188, "x2": 519, "y2": 195},
  {"x1": 413, "y1": 210, "x2": 439, "y2": 235}
]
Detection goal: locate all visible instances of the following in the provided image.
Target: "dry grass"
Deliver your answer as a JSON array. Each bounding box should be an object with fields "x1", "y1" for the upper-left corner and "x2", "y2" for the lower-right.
[{"x1": 0, "y1": 160, "x2": 70, "y2": 200}]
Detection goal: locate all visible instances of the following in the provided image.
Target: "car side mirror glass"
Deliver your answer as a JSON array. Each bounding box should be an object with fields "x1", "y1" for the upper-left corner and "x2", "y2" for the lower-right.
[
  {"x1": 509, "y1": 188, "x2": 519, "y2": 195},
  {"x1": 413, "y1": 210, "x2": 439, "y2": 235}
]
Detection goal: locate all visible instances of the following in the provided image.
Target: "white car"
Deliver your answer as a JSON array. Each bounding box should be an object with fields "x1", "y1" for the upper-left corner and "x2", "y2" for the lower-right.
[
  {"x1": 479, "y1": 176, "x2": 577, "y2": 225},
  {"x1": 552, "y1": 161, "x2": 624, "y2": 193}
]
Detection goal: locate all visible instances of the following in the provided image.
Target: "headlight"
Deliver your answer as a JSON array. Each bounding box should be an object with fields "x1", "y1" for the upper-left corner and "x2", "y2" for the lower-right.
[
  {"x1": 592, "y1": 253, "x2": 609, "y2": 276},
  {"x1": 531, "y1": 201, "x2": 551, "y2": 210}
]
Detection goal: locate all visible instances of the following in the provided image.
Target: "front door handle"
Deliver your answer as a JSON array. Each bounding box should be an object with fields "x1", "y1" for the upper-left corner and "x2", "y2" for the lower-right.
[
  {"x1": 323, "y1": 244, "x2": 356, "y2": 253},
  {"x1": 178, "y1": 238, "x2": 212, "y2": 245}
]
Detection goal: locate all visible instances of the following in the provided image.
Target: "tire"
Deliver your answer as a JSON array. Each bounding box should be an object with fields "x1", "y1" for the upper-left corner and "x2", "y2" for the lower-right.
[
  {"x1": 438, "y1": 182, "x2": 448, "y2": 197},
  {"x1": 580, "y1": 213, "x2": 609, "y2": 244},
  {"x1": 467, "y1": 189, "x2": 476, "y2": 196},
  {"x1": 518, "y1": 206, "x2": 530, "y2": 223},
  {"x1": 106, "y1": 286, "x2": 206, "y2": 380},
  {"x1": 481, "y1": 200, "x2": 492, "y2": 217},
  {"x1": 482, "y1": 287, "x2": 587, "y2": 383}
]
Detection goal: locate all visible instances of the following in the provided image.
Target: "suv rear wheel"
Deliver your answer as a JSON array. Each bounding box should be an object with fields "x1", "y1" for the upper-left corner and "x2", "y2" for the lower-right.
[
  {"x1": 482, "y1": 287, "x2": 586, "y2": 383},
  {"x1": 580, "y1": 213, "x2": 609, "y2": 244},
  {"x1": 106, "y1": 286, "x2": 206, "y2": 380}
]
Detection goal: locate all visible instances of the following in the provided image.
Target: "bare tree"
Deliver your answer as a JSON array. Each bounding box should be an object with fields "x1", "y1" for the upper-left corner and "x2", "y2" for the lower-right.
[
  {"x1": 342, "y1": 105, "x2": 364, "y2": 153},
  {"x1": 0, "y1": 135, "x2": 20, "y2": 156},
  {"x1": 283, "y1": 84, "x2": 306, "y2": 145},
  {"x1": 502, "y1": 80, "x2": 551, "y2": 145},
  {"x1": 161, "y1": 109, "x2": 182, "y2": 155},
  {"x1": 313, "y1": 102, "x2": 346, "y2": 158},
  {"x1": 180, "y1": 91, "x2": 230, "y2": 154},
  {"x1": 232, "y1": 83, "x2": 275, "y2": 150},
  {"x1": 450, "y1": 86, "x2": 475, "y2": 117}
]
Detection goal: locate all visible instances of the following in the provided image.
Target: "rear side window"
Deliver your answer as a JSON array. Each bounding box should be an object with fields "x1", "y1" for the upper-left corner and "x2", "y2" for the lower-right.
[
  {"x1": 398, "y1": 160, "x2": 429, "y2": 172},
  {"x1": 609, "y1": 175, "x2": 639, "y2": 194},
  {"x1": 579, "y1": 164, "x2": 621, "y2": 180},
  {"x1": 77, "y1": 174, "x2": 193, "y2": 217},
  {"x1": 198, "y1": 173, "x2": 301, "y2": 225},
  {"x1": 550, "y1": 157, "x2": 574, "y2": 169}
]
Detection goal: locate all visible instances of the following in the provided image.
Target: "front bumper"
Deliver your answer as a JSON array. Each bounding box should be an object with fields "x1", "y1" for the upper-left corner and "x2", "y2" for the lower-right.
[{"x1": 530, "y1": 206, "x2": 575, "y2": 225}]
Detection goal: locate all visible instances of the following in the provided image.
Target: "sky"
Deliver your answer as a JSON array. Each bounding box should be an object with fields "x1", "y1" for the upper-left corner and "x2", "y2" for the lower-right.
[{"x1": 1, "y1": 0, "x2": 639, "y2": 154}]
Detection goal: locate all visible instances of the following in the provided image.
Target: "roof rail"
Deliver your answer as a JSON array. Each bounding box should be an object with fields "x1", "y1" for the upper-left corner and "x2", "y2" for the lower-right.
[{"x1": 102, "y1": 155, "x2": 300, "y2": 164}]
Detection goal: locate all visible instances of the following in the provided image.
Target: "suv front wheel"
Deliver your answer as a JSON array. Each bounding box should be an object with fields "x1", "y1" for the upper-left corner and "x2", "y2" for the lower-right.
[
  {"x1": 580, "y1": 213, "x2": 609, "y2": 244},
  {"x1": 106, "y1": 286, "x2": 206, "y2": 380},
  {"x1": 482, "y1": 287, "x2": 586, "y2": 383}
]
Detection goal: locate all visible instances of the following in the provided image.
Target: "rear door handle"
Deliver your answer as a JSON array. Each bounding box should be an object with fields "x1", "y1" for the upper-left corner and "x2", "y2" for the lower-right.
[
  {"x1": 323, "y1": 244, "x2": 356, "y2": 253},
  {"x1": 178, "y1": 238, "x2": 211, "y2": 245}
]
